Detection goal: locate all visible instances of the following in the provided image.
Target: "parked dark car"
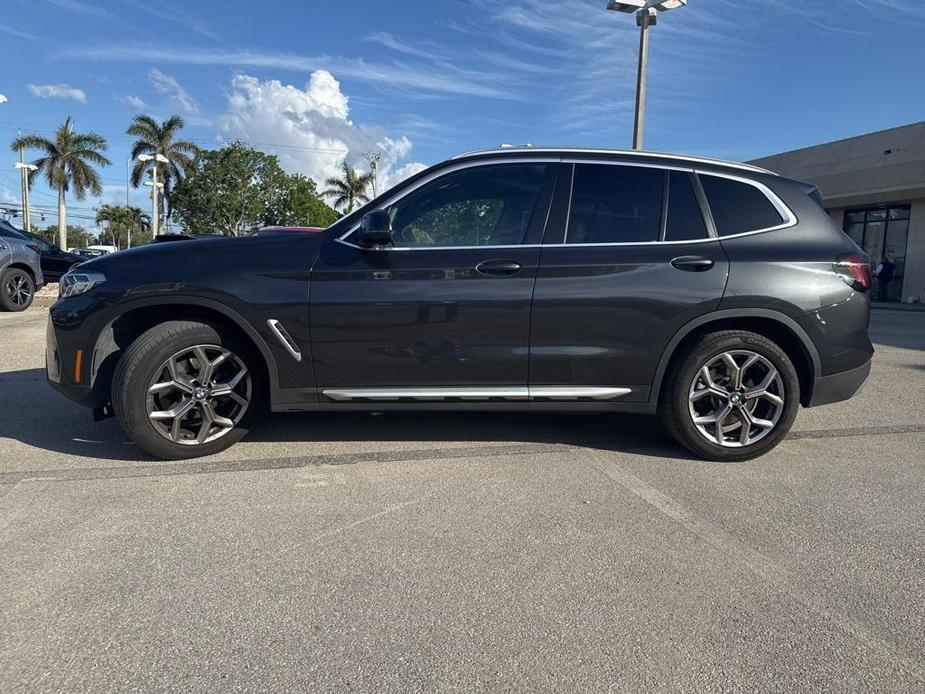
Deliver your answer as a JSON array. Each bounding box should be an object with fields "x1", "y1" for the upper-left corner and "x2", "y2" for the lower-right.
[
  {"x1": 254, "y1": 226, "x2": 325, "y2": 236},
  {"x1": 73, "y1": 248, "x2": 108, "y2": 259},
  {"x1": 0, "y1": 220, "x2": 44, "y2": 311},
  {"x1": 46, "y1": 147, "x2": 873, "y2": 461},
  {"x1": 149, "y1": 233, "x2": 195, "y2": 244},
  {"x1": 18, "y1": 231, "x2": 84, "y2": 282}
]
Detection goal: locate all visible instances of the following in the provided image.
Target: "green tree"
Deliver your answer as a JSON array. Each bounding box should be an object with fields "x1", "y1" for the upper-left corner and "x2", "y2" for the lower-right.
[
  {"x1": 321, "y1": 162, "x2": 374, "y2": 214},
  {"x1": 276, "y1": 175, "x2": 338, "y2": 228},
  {"x1": 11, "y1": 117, "x2": 111, "y2": 249},
  {"x1": 171, "y1": 142, "x2": 336, "y2": 236},
  {"x1": 96, "y1": 205, "x2": 151, "y2": 249},
  {"x1": 38, "y1": 224, "x2": 92, "y2": 249},
  {"x1": 126, "y1": 115, "x2": 199, "y2": 222}
]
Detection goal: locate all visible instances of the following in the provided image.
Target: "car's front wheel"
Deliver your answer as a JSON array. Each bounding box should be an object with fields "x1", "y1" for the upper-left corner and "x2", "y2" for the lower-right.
[
  {"x1": 659, "y1": 330, "x2": 800, "y2": 462},
  {"x1": 112, "y1": 321, "x2": 264, "y2": 460},
  {"x1": 0, "y1": 268, "x2": 35, "y2": 312}
]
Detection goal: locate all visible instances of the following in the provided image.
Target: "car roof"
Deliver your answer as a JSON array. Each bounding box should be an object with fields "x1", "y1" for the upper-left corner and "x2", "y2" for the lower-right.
[{"x1": 450, "y1": 146, "x2": 777, "y2": 177}]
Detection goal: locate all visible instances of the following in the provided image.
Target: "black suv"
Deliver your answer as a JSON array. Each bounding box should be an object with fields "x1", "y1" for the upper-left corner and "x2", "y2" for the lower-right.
[{"x1": 46, "y1": 148, "x2": 873, "y2": 461}]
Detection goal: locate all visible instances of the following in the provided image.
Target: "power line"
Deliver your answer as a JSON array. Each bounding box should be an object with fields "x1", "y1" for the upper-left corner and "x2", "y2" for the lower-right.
[{"x1": 0, "y1": 122, "x2": 351, "y2": 155}]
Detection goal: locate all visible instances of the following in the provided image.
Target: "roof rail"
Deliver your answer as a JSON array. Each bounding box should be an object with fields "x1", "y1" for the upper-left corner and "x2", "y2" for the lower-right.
[{"x1": 451, "y1": 146, "x2": 777, "y2": 176}]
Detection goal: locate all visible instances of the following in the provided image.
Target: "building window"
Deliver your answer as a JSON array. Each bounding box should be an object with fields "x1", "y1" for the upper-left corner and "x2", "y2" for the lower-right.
[{"x1": 844, "y1": 206, "x2": 910, "y2": 301}]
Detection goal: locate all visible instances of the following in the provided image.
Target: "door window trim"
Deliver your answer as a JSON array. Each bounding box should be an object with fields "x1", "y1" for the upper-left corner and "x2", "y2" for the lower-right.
[{"x1": 335, "y1": 157, "x2": 559, "y2": 251}]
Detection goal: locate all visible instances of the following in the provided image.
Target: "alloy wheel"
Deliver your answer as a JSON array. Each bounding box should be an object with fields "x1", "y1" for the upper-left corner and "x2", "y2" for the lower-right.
[
  {"x1": 145, "y1": 344, "x2": 251, "y2": 445},
  {"x1": 688, "y1": 350, "x2": 785, "y2": 448},
  {"x1": 6, "y1": 273, "x2": 32, "y2": 307}
]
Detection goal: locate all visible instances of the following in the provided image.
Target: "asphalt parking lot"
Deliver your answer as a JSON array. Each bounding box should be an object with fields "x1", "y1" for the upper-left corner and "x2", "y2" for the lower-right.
[{"x1": 1, "y1": 308, "x2": 923, "y2": 693}]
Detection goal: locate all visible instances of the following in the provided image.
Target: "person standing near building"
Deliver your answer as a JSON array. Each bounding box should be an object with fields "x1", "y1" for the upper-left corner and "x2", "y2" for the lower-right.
[{"x1": 876, "y1": 251, "x2": 896, "y2": 301}]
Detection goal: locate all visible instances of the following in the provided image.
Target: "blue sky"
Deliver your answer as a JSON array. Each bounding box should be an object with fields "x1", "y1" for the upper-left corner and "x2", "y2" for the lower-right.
[{"x1": 1, "y1": 0, "x2": 924, "y2": 228}]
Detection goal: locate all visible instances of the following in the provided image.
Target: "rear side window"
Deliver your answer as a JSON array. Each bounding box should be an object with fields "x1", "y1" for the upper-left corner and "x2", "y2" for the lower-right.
[
  {"x1": 700, "y1": 174, "x2": 784, "y2": 236},
  {"x1": 566, "y1": 164, "x2": 663, "y2": 244},
  {"x1": 665, "y1": 171, "x2": 708, "y2": 242}
]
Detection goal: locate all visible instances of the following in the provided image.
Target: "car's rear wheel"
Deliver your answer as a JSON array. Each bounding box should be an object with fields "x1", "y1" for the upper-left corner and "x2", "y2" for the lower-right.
[
  {"x1": 0, "y1": 268, "x2": 35, "y2": 312},
  {"x1": 112, "y1": 321, "x2": 264, "y2": 460},
  {"x1": 659, "y1": 330, "x2": 800, "y2": 462}
]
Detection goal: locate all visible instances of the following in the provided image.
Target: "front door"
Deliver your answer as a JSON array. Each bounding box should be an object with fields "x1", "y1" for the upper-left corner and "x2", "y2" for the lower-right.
[
  {"x1": 530, "y1": 162, "x2": 729, "y2": 403},
  {"x1": 309, "y1": 161, "x2": 557, "y2": 400}
]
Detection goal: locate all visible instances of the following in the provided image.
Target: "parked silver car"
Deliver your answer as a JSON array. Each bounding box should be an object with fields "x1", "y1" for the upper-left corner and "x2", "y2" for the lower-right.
[{"x1": 0, "y1": 220, "x2": 44, "y2": 311}]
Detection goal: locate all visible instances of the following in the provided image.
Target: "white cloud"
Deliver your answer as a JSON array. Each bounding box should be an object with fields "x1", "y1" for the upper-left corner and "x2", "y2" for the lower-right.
[
  {"x1": 216, "y1": 71, "x2": 427, "y2": 192},
  {"x1": 0, "y1": 185, "x2": 17, "y2": 204},
  {"x1": 27, "y1": 83, "x2": 87, "y2": 103},
  {"x1": 121, "y1": 95, "x2": 149, "y2": 110},
  {"x1": 149, "y1": 67, "x2": 199, "y2": 114},
  {"x1": 0, "y1": 23, "x2": 41, "y2": 41},
  {"x1": 66, "y1": 45, "x2": 519, "y2": 100},
  {"x1": 0, "y1": 94, "x2": 7, "y2": 105}
]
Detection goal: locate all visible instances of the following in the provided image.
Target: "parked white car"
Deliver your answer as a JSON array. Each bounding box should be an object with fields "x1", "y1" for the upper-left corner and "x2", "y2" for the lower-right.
[{"x1": 85, "y1": 245, "x2": 119, "y2": 254}]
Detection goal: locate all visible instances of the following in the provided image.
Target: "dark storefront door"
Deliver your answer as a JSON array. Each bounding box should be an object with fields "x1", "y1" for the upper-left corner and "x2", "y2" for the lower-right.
[{"x1": 844, "y1": 206, "x2": 910, "y2": 301}]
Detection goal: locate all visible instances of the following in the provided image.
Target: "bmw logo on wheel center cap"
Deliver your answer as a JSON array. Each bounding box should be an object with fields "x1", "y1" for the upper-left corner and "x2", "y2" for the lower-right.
[{"x1": 194, "y1": 387, "x2": 208, "y2": 401}]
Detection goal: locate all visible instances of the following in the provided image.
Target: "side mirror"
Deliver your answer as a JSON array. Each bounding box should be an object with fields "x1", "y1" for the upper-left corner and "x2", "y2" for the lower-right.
[{"x1": 357, "y1": 210, "x2": 392, "y2": 247}]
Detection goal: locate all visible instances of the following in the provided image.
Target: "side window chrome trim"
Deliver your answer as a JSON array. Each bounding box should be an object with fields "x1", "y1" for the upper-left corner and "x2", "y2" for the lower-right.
[
  {"x1": 695, "y1": 169, "x2": 798, "y2": 237},
  {"x1": 561, "y1": 157, "x2": 694, "y2": 173},
  {"x1": 335, "y1": 157, "x2": 561, "y2": 251}
]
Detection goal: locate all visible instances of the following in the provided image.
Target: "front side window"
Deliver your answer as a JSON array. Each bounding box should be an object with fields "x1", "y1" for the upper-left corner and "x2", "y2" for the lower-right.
[
  {"x1": 566, "y1": 164, "x2": 663, "y2": 244},
  {"x1": 700, "y1": 174, "x2": 785, "y2": 236},
  {"x1": 384, "y1": 163, "x2": 549, "y2": 248}
]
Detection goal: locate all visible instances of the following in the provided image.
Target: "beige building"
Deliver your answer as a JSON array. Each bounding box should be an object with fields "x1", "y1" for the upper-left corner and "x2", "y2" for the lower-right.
[{"x1": 751, "y1": 121, "x2": 925, "y2": 303}]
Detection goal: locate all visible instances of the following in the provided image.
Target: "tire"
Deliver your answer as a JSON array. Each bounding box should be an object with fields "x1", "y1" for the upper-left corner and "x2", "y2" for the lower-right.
[
  {"x1": 0, "y1": 268, "x2": 35, "y2": 312},
  {"x1": 658, "y1": 330, "x2": 800, "y2": 462},
  {"x1": 112, "y1": 321, "x2": 265, "y2": 460}
]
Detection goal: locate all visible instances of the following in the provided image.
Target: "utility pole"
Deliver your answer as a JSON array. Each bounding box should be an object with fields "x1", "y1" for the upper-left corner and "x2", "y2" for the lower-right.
[
  {"x1": 14, "y1": 139, "x2": 37, "y2": 234},
  {"x1": 606, "y1": 1, "x2": 688, "y2": 151},
  {"x1": 151, "y1": 158, "x2": 159, "y2": 237},
  {"x1": 138, "y1": 153, "x2": 167, "y2": 237},
  {"x1": 126, "y1": 158, "x2": 132, "y2": 248},
  {"x1": 363, "y1": 151, "x2": 382, "y2": 197},
  {"x1": 632, "y1": 9, "x2": 652, "y2": 151},
  {"x1": 19, "y1": 145, "x2": 30, "y2": 231}
]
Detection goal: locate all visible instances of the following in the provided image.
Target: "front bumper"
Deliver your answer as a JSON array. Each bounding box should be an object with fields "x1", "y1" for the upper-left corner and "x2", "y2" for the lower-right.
[
  {"x1": 807, "y1": 359, "x2": 871, "y2": 408},
  {"x1": 46, "y1": 308, "x2": 103, "y2": 408}
]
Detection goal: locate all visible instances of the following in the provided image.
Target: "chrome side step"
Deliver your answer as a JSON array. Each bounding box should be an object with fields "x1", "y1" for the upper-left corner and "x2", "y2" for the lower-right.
[
  {"x1": 267, "y1": 319, "x2": 302, "y2": 362},
  {"x1": 323, "y1": 387, "x2": 528, "y2": 402},
  {"x1": 321, "y1": 386, "x2": 632, "y2": 402}
]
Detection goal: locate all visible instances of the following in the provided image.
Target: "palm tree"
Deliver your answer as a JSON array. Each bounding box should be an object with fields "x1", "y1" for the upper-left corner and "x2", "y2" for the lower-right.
[
  {"x1": 96, "y1": 205, "x2": 149, "y2": 249},
  {"x1": 126, "y1": 115, "x2": 199, "y2": 222},
  {"x1": 11, "y1": 118, "x2": 110, "y2": 250},
  {"x1": 321, "y1": 162, "x2": 375, "y2": 214}
]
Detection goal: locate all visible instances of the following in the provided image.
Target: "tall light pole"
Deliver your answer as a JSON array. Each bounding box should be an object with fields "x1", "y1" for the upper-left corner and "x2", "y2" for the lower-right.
[
  {"x1": 137, "y1": 153, "x2": 169, "y2": 237},
  {"x1": 14, "y1": 160, "x2": 38, "y2": 232},
  {"x1": 606, "y1": 0, "x2": 687, "y2": 150}
]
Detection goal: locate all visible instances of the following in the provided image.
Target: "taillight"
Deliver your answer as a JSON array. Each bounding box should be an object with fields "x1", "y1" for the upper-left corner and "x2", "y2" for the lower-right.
[{"x1": 834, "y1": 253, "x2": 872, "y2": 292}]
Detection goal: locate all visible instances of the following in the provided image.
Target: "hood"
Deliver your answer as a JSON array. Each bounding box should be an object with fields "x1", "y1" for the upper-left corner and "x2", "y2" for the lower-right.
[{"x1": 78, "y1": 232, "x2": 328, "y2": 284}]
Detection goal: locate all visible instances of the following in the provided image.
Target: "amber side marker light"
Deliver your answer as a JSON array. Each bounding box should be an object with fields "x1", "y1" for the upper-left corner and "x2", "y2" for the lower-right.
[{"x1": 74, "y1": 349, "x2": 84, "y2": 383}]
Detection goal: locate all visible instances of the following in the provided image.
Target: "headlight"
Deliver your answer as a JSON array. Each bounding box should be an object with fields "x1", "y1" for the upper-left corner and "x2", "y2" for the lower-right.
[{"x1": 59, "y1": 271, "x2": 107, "y2": 298}]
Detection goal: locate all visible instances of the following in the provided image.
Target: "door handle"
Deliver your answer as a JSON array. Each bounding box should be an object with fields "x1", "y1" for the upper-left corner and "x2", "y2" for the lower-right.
[
  {"x1": 476, "y1": 259, "x2": 522, "y2": 277},
  {"x1": 671, "y1": 256, "x2": 715, "y2": 272}
]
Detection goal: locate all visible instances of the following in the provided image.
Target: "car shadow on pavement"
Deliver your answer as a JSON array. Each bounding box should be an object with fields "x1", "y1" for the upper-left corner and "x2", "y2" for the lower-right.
[{"x1": 0, "y1": 368, "x2": 696, "y2": 465}]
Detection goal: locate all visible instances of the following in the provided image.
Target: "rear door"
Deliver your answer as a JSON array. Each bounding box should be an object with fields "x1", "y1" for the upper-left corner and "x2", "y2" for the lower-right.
[
  {"x1": 309, "y1": 160, "x2": 558, "y2": 400},
  {"x1": 529, "y1": 161, "x2": 729, "y2": 403}
]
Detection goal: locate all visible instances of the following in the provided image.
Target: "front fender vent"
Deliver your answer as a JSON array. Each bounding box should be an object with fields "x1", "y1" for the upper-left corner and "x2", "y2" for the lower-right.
[{"x1": 267, "y1": 319, "x2": 302, "y2": 362}]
